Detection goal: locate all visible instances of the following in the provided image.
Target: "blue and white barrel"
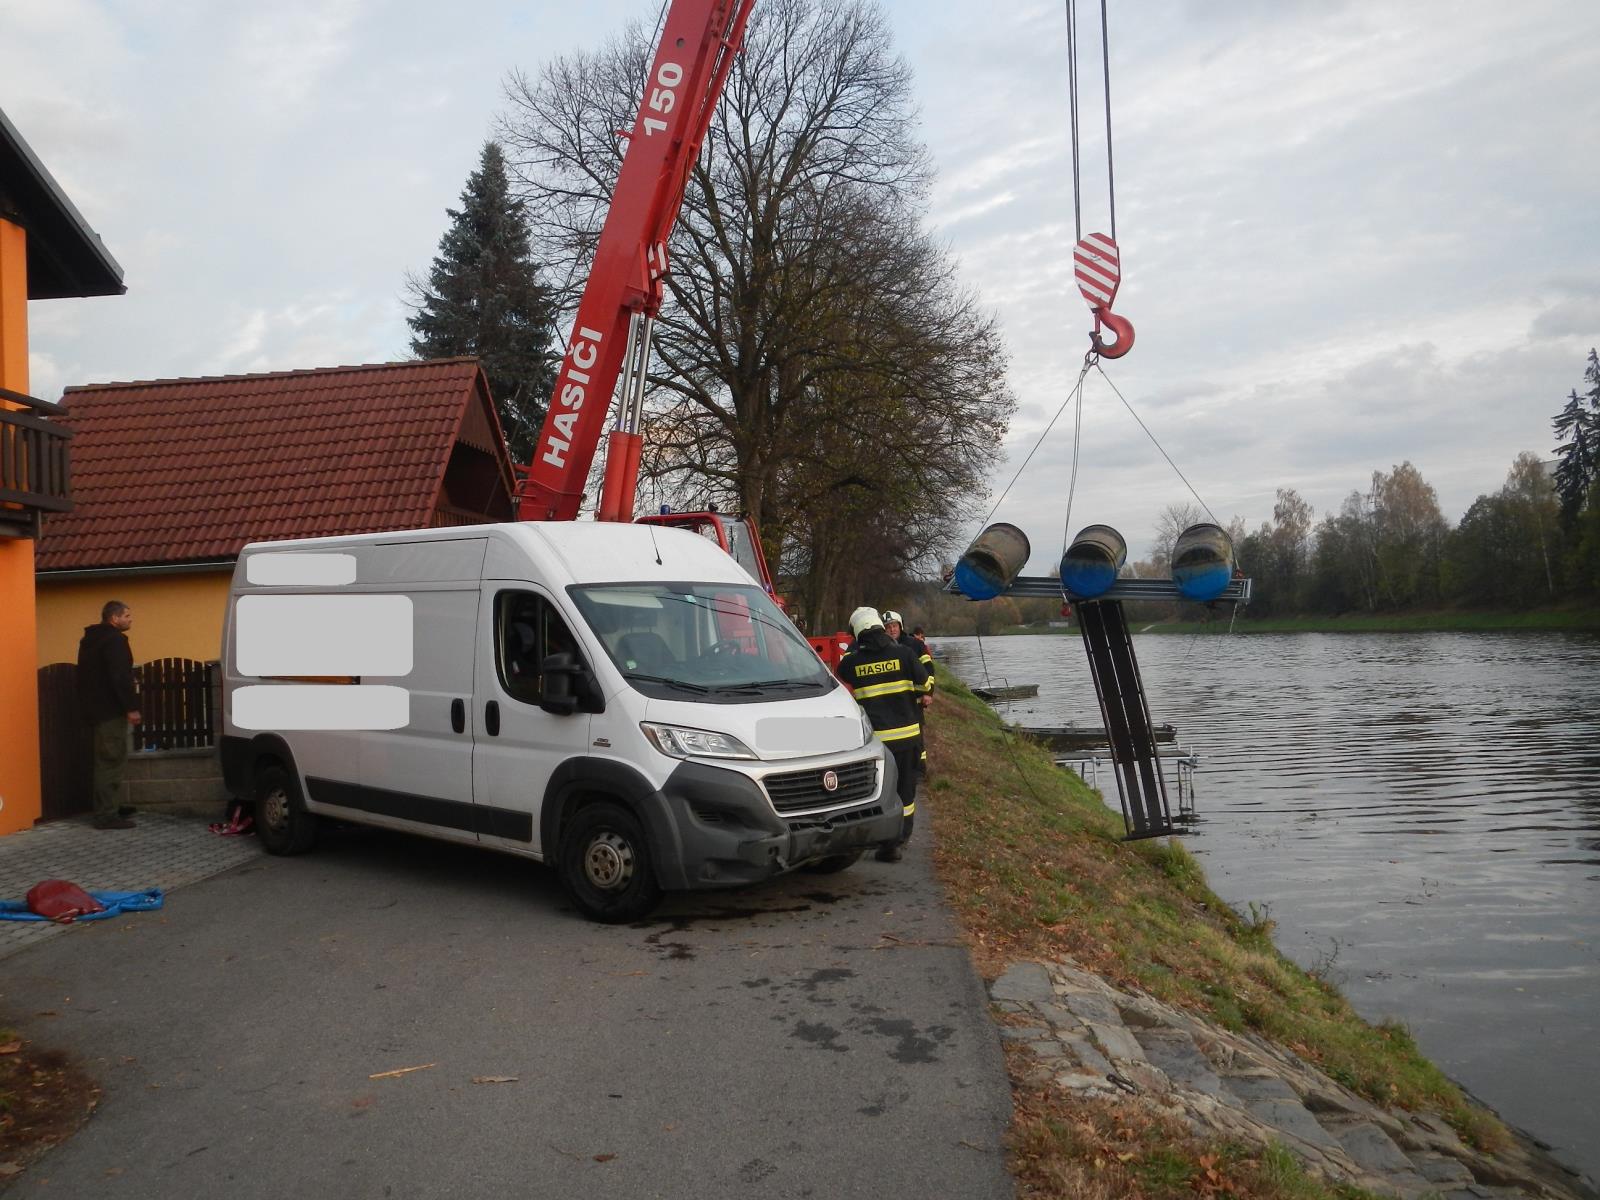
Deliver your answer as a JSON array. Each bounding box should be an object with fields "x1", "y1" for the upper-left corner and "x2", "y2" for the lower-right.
[
  {"x1": 1059, "y1": 524, "x2": 1126, "y2": 599},
  {"x1": 1171, "y1": 523, "x2": 1235, "y2": 601},
  {"x1": 954, "y1": 523, "x2": 1031, "y2": 600}
]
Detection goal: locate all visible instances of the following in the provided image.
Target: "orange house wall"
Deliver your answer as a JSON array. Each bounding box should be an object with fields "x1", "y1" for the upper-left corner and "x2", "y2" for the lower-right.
[
  {"x1": 37, "y1": 572, "x2": 233, "y2": 666},
  {"x1": 0, "y1": 219, "x2": 40, "y2": 834}
]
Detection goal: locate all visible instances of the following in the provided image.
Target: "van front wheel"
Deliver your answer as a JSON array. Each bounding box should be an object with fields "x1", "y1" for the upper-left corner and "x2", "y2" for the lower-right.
[
  {"x1": 560, "y1": 801, "x2": 662, "y2": 924},
  {"x1": 255, "y1": 764, "x2": 318, "y2": 856}
]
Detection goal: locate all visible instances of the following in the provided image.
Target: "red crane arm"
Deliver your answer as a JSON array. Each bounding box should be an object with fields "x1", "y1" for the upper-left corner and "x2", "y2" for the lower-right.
[{"x1": 515, "y1": 0, "x2": 757, "y2": 522}]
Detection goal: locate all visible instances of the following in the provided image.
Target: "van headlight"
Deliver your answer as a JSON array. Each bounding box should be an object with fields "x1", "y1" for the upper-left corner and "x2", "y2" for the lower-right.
[
  {"x1": 641, "y1": 722, "x2": 757, "y2": 761},
  {"x1": 858, "y1": 708, "x2": 876, "y2": 747}
]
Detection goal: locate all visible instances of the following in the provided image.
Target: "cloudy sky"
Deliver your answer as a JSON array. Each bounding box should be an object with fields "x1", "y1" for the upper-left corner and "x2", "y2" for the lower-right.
[{"x1": 6, "y1": 0, "x2": 1598, "y2": 565}]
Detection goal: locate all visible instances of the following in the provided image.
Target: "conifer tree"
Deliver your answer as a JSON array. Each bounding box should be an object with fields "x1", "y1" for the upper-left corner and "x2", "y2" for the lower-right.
[
  {"x1": 407, "y1": 140, "x2": 559, "y2": 462},
  {"x1": 1551, "y1": 348, "x2": 1600, "y2": 525}
]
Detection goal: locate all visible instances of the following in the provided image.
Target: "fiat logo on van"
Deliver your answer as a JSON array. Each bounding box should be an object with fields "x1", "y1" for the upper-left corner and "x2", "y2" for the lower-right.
[{"x1": 822, "y1": 770, "x2": 839, "y2": 792}]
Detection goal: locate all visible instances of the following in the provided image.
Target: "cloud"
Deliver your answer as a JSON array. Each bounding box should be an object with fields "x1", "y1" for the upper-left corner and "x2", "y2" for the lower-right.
[
  {"x1": 893, "y1": 0, "x2": 1600, "y2": 562},
  {"x1": 226, "y1": 0, "x2": 365, "y2": 115},
  {"x1": 1529, "y1": 285, "x2": 1600, "y2": 342}
]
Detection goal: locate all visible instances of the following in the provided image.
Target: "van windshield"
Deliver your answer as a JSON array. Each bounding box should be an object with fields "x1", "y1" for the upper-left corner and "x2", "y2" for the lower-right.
[{"x1": 568, "y1": 582, "x2": 836, "y2": 702}]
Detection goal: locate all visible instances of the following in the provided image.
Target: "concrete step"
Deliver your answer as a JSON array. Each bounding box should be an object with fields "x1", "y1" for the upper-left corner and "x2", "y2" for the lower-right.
[
  {"x1": 128, "y1": 776, "x2": 230, "y2": 811},
  {"x1": 126, "y1": 751, "x2": 221, "y2": 780}
]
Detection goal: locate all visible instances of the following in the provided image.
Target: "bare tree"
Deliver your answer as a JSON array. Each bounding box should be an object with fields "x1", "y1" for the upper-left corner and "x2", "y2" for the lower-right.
[
  {"x1": 499, "y1": 0, "x2": 1013, "y2": 619},
  {"x1": 1149, "y1": 502, "x2": 1208, "y2": 574}
]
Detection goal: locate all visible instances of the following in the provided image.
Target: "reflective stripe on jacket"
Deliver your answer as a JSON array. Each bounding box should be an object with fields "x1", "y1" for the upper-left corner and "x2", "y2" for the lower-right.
[{"x1": 838, "y1": 629, "x2": 928, "y2": 744}]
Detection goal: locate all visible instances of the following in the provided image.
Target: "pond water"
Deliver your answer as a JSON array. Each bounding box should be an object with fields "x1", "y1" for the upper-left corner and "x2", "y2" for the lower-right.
[{"x1": 935, "y1": 630, "x2": 1600, "y2": 1180}]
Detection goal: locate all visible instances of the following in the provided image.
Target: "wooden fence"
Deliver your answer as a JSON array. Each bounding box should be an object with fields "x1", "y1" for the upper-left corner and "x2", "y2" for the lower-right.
[
  {"x1": 36, "y1": 658, "x2": 218, "y2": 821},
  {"x1": 37, "y1": 663, "x2": 92, "y2": 820},
  {"x1": 134, "y1": 658, "x2": 217, "y2": 750}
]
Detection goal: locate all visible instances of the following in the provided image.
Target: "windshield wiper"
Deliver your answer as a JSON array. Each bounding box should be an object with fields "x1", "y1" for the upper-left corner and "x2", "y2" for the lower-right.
[
  {"x1": 623, "y1": 672, "x2": 711, "y2": 695},
  {"x1": 732, "y1": 678, "x2": 823, "y2": 691}
]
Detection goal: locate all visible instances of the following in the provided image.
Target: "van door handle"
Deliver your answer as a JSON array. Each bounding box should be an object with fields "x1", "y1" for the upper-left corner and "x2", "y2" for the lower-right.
[
  {"x1": 450, "y1": 698, "x2": 465, "y2": 734},
  {"x1": 485, "y1": 700, "x2": 500, "y2": 737}
]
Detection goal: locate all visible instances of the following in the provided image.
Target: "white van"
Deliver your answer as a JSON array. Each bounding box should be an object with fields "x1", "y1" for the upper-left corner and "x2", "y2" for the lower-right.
[{"x1": 219, "y1": 522, "x2": 901, "y2": 922}]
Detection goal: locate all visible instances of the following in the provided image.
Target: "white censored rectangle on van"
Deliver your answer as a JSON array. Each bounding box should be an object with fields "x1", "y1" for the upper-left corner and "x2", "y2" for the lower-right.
[
  {"x1": 754, "y1": 717, "x2": 862, "y2": 755},
  {"x1": 235, "y1": 594, "x2": 413, "y2": 677},
  {"x1": 232, "y1": 684, "x2": 410, "y2": 731},
  {"x1": 244, "y1": 552, "x2": 358, "y2": 586}
]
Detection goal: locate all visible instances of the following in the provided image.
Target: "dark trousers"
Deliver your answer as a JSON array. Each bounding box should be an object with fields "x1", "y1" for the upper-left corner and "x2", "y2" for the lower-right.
[
  {"x1": 91, "y1": 717, "x2": 129, "y2": 823},
  {"x1": 887, "y1": 740, "x2": 920, "y2": 847},
  {"x1": 916, "y1": 700, "x2": 930, "y2": 776}
]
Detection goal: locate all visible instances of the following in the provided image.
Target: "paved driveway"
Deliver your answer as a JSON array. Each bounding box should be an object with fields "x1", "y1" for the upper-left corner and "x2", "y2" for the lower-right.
[{"x1": 1, "y1": 817, "x2": 1014, "y2": 1199}]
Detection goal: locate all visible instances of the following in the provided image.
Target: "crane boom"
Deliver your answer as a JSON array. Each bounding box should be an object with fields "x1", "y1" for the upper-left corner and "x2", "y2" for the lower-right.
[{"x1": 514, "y1": 0, "x2": 756, "y2": 523}]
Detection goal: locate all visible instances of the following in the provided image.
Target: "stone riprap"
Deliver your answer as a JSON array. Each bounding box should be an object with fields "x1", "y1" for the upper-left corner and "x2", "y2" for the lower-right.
[{"x1": 991, "y1": 960, "x2": 1596, "y2": 1200}]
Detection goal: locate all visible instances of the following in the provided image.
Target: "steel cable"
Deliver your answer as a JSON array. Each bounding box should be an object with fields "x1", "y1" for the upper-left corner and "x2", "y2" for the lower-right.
[
  {"x1": 1094, "y1": 363, "x2": 1218, "y2": 526},
  {"x1": 979, "y1": 356, "x2": 1094, "y2": 532},
  {"x1": 1064, "y1": 0, "x2": 1082, "y2": 243}
]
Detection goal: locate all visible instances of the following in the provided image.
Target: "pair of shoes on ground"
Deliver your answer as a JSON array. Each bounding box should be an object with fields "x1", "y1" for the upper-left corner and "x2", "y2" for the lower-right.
[
  {"x1": 875, "y1": 844, "x2": 904, "y2": 863},
  {"x1": 93, "y1": 816, "x2": 136, "y2": 830}
]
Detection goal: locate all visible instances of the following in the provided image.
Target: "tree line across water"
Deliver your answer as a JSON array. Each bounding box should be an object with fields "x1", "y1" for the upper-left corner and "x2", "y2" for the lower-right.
[
  {"x1": 1224, "y1": 348, "x2": 1599, "y2": 619},
  {"x1": 897, "y1": 350, "x2": 1600, "y2": 635}
]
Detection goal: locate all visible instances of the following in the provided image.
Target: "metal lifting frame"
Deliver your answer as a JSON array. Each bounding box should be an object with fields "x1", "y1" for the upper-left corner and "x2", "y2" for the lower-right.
[{"x1": 1076, "y1": 599, "x2": 1175, "y2": 840}]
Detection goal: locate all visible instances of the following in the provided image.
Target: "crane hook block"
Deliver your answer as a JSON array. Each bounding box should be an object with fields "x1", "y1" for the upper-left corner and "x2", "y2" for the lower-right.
[{"x1": 1090, "y1": 307, "x2": 1135, "y2": 359}]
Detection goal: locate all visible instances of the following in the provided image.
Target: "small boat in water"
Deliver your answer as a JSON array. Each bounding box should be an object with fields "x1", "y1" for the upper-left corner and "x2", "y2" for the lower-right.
[
  {"x1": 1020, "y1": 722, "x2": 1177, "y2": 752},
  {"x1": 971, "y1": 683, "x2": 1040, "y2": 702}
]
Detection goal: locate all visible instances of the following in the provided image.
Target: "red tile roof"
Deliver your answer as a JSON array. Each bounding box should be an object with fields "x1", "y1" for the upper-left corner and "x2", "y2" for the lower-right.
[{"x1": 37, "y1": 358, "x2": 511, "y2": 571}]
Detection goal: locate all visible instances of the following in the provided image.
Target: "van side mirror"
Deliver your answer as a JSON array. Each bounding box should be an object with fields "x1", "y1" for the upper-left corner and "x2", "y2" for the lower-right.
[
  {"x1": 540, "y1": 652, "x2": 605, "y2": 715},
  {"x1": 539, "y1": 652, "x2": 580, "y2": 715}
]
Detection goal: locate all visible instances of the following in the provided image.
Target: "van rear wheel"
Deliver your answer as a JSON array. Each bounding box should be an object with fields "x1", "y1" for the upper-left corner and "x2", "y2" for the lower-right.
[
  {"x1": 254, "y1": 763, "x2": 318, "y2": 856},
  {"x1": 559, "y1": 801, "x2": 662, "y2": 924}
]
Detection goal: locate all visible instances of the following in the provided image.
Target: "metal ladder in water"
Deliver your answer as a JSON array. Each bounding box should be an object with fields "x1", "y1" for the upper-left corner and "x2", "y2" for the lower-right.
[{"x1": 1076, "y1": 599, "x2": 1175, "y2": 839}]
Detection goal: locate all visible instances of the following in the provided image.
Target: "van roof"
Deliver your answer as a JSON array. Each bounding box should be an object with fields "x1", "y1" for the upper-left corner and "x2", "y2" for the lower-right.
[
  {"x1": 238, "y1": 520, "x2": 758, "y2": 589},
  {"x1": 518, "y1": 522, "x2": 754, "y2": 587}
]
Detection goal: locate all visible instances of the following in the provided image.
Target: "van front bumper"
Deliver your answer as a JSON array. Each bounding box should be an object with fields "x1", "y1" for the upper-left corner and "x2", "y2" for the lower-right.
[{"x1": 651, "y1": 749, "x2": 901, "y2": 889}]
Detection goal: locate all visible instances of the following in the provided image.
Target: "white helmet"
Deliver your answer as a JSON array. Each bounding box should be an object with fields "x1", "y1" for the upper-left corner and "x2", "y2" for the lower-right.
[
  {"x1": 848, "y1": 606, "x2": 884, "y2": 637},
  {"x1": 881, "y1": 610, "x2": 903, "y2": 626}
]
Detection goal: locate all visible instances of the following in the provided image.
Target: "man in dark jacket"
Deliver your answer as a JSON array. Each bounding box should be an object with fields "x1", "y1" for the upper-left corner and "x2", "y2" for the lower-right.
[
  {"x1": 77, "y1": 601, "x2": 140, "y2": 830},
  {"x1": 837, "y1": 607, "x2": 929, "y2": 862}
]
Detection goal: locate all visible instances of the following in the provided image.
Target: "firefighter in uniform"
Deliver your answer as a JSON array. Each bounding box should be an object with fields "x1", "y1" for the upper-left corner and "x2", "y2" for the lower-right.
[
  {"x1": 838, "y1": 607, "x2": 929, "y2": 862},
  {"x1": 883, "y1": 610, "x2": 934, "y2": 780}
]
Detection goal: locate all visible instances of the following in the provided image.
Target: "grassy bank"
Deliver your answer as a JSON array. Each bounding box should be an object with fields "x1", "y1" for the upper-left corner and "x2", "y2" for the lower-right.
[
  {"x1": 921, "y1": 665, "x2": 1507, "y2": 1195},
  {"x1": 967, "y1": 608, "x2": 1600, "y2": 636}
]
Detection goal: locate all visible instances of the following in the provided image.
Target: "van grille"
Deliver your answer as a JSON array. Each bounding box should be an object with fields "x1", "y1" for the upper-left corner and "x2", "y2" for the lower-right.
[{"x1": 762, "y1": 758, "x2": 878, "y2": 814}]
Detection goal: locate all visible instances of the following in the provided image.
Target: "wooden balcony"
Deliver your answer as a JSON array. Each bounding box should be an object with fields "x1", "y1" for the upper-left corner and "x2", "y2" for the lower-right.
[{"x1": 0, "y1": 386, "x2": 72, "y2": 539}]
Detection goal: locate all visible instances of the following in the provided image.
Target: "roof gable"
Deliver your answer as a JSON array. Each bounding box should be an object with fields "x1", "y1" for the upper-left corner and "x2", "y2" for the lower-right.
[{"x1": 37, "y1": 358, "x2": 512, "y2": 570}]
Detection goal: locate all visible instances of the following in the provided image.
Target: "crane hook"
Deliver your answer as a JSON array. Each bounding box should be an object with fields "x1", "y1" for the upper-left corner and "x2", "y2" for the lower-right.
[{"x1": 1090, "y1": 307, "x2": 1135, "y2": 359}]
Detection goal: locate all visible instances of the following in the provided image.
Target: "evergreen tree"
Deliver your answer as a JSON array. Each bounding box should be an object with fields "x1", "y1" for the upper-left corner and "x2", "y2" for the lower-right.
[
  {"x1": 407, "y1": 140, "x2": 559, "y2": 462},
  {"x1": 1551, "y1": 348, "x2": 1600, "y2": 525},
  {"x1": 1570, "y1": 477, "x2": 1600, "y2": 597}
]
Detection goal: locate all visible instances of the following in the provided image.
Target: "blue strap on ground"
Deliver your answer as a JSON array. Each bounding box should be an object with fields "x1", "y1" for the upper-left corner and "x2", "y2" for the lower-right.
[{"x1": 0, "y1": 889, "x2": 165, "y2": 922}]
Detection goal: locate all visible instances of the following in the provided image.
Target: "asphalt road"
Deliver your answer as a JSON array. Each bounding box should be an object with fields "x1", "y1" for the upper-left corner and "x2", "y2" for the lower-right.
[{"x1": 1, "y1": 812, "x2": 1015, "y2": 1199}]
